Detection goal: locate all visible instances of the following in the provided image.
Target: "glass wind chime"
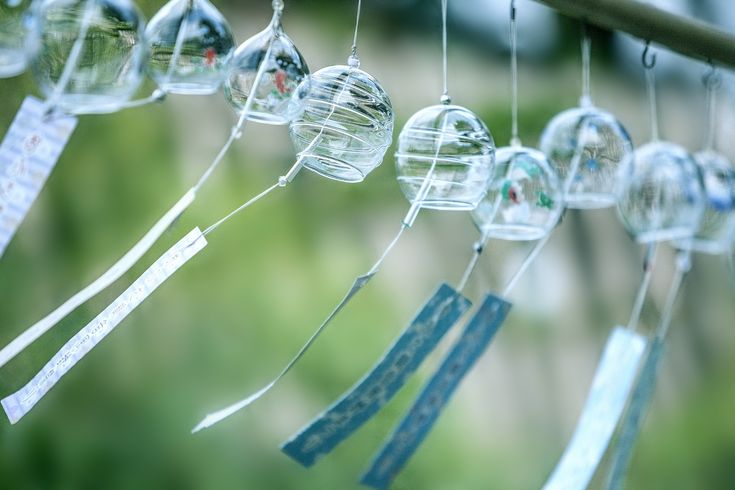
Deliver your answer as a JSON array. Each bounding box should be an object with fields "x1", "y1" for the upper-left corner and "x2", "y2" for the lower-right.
[
  {"x1": 0, "y1": 0, "x2": 288, "y2": 367},
  {"x1": 0, "y1": 0, "x2": 237, "y2": 261},
  {"x1": 190, "y1": 0, "x2": 497, "y2": 434},
  {"x1": 1, "y1": 0, "x2": 392, "y2": 423},
  {"x1": 542, "y1": 42, "x2": 707, "y2": 490},
  {"x1": 280, "y1": 2, "x2": 561, "y2": 488},
  {"x1": 602, "y1": 63, "x2": 735, "y2": 490}
]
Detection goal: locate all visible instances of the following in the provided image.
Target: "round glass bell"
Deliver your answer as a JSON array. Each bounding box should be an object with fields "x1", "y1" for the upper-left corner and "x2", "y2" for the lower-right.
[
  {"x1": 146, "y1": 0, "x2": 235, "y2": 95},
  {"x1": 617, "y1": 141, "x2": 705, "y2": 244},
  {"x1": 540, "y1": 106, "x2": 633, "y2": 209},
  {"x1": 394, "y1": 104, "x2": 495, "y2": 210},
  {"x1": 289, "y1": 64, "x2": 394, "y2": 183},
  {"x1": 0, "y1": 0, "x2": 36, "y2": 78},
  {"x1": 472, "y1": 146, "x2": 562, "y2": 241},
  {"x1": 31, "y1": 0, "x2": 146, "y2": 114},
  {"x1": 225, "y1": 21, "x2": 309, "y2": 124},
  {"x1": 673, "y1": 151, "x2": 735, "y2": 254}
]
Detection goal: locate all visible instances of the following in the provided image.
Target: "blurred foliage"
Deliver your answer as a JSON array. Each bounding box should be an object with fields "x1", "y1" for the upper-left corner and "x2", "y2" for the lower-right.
[{"x1": 1, "y1": 1, "x2": 735, "y2": 490}]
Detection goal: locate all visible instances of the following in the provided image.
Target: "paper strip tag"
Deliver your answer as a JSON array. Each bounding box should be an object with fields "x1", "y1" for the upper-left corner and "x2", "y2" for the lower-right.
[
  {"x1": 604, "y1": 336, "x2": 666, "y2": 490},
  {"x1": 541, "y1": 326, "x2": 647, "y2": 490},
  {"x1": 0, "y1": 188, "x2": 196, "y2": 370},
  {"x1": 0, "y1": 96, "x2": 77, "y2": 258},
  {"x1": 1, "y1": 227, "x2": 207, "y2": 424},
  {"x1": 281, "y1": 283, "x2": 471, "y2": 467},
  {"x1": 360, "y1": 293, "x2": 511, "y2": 490}
]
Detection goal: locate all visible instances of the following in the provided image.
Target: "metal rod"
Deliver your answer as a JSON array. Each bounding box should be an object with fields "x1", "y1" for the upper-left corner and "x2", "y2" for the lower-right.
[{"x1": 531, "y1": 0, "x2": 735, "y2": 69}]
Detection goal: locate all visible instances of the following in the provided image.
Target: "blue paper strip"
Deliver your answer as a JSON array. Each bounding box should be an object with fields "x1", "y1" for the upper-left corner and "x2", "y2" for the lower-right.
[
  {"x1": 542, "y1": 327, "x2": 647, "y2": 490},
  {"x1": 281, "y1": 283, "x2": 471, "y2": 467},
  {"x1": 360, "y1": 293, "x2": 511, "y2": 490},
  {"x1": 604, "y1": 336, "x2": 666, "y2": 490}
]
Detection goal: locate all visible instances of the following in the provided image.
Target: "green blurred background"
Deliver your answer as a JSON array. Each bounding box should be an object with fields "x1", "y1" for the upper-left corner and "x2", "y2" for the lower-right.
[{"x1": 1, "y1": 0, "x2": 735, "y2": 488}]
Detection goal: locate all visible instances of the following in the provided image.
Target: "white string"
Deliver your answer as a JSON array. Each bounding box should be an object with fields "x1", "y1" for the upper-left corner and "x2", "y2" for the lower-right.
[
  {"x1": 456, "y1": 234, "x2": 488, "y2": 293},
  {"x1": 580, "y1": 25, "x2": 592, "y2": 108},
  {"x1": 656, "y1": 250, "x2": 691, "y2": 340},
  {"x1": 703, "y1": 68, "x2": 719, "y2": 152},
  {"x1": 645, "y1": 60, "x2": 659, "y2": 142},
  {"x1": 441, "y1": 0, "x2": 449, "y2": 101},
  {"x1": 502, "y1": 233, "x2": 550, "y2": 296},
  {"x1": 510, "y1": 0, "x2": 520, "y2": 146},
  {"x1": 626, "y1": 243, "x2": 658, "y2": 331},
  {"x1": 351, "y1": 0, "x2": 362, "y2": 58}
]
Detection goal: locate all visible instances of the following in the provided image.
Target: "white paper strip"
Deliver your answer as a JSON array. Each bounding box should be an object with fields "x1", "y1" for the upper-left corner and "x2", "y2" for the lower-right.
[
  {"x1": 0, "y1": 96, "x2": 77, "y2": 258},
  {"x1": 542, "y1": 326, "x2": 646, "y2": 490},
  {"x1": 0, "y1": 188, "x2": 196, "y2": 370},
  {"x1": 1, "y1": 227, "x2": 207, "y2": 424}
]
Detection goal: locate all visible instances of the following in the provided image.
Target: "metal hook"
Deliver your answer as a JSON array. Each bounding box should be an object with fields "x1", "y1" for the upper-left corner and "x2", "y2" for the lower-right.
[
  {"x1": 641, "y1": 41, "x2": 656, "y2": 69},
  {"x1": 703, "y1": 62, "x2": 722, "y2": 90}
]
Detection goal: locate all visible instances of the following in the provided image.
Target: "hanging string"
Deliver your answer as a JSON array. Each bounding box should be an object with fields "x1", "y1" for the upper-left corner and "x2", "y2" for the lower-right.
[
  {"x1": 350, "y1": 0, "x2": 362, "y2": 61},
  {"x1": 655, "y1": 249, "x2": 691, "y2": 341},
  {"x1": 509, "y1": 0, "x2": 520, "y2": 146},
  {"x1": 642, "y1": 42, "x2": 659, "y2": 142},
  {"x1": 580, "y1": 24, "x2": 592, "y2": 108},
  {"x1": 702, "y1": 64, "x2": 721, "y2": 152},
  {"x1": 440, "y1": 0, "x2": 450, "y2": 103},
  {"x1": 626, "y1": 243, "x2": 658, "y2": 331}
]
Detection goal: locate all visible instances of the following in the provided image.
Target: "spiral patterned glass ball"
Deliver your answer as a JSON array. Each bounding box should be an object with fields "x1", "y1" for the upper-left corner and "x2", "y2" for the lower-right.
[
  {"x1": 146, "y1": 0, "x2": 235, "y2": 95},
  {"x1": 617, "y1": 141, "x2": 705, "y2": 244},
  {"x1": 225, "y1": 23, "x2": 309, "y2": 125},
  {"x1": 0, "y1": 0, "x2": 35, "y2": 78},
  {"x1": 289, "y1": 64, "x2": 394, "y2": 183},
  {"x1": 394, "y1": 104, "x2": 495, "y2": 210},
  {"x1": 31, "y1": 0, "x2": 146, "y2": 114},
  {"x1": 674, "y1": 151, "x2": 735, "y2": 254},
  {"x1": 472, "y1": 146, "x2": 563, "y2": 241},
  {"x1": 540, "y1": 106, "x2": 633, "y2": 209}
]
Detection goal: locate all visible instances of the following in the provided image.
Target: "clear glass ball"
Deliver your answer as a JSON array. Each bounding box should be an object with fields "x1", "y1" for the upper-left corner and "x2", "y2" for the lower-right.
[
  {"x1": 31, "y1": 0, "x2": 146, "y2": 114},
  {"x1": 289, "y1": 64, "x2": 394, "y2": 183},
  {"x1": 471, "y1": 146, "x2": 563, "y2": 241},
  {"x1": 0, "y1": 0, "x2": 36, "y2": 78},
  {"x1": 616, "y1": 141, "x2": 705, "y2": 244},
  {"x1": 145, "y1": 0, "x2": 235, "y2": 95},
  {"x1": 224, "y1": 23, "x2": 309, "y2": 124},
  {"x1": 540, "y1": 106, "x2": 633, "y2": 209},
  {"x1": 394, "y1": 104, "x2": 495, "y2": 210},
  {"x1": 674, "y1": 151, "x2": 735, "y2": 255}
]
